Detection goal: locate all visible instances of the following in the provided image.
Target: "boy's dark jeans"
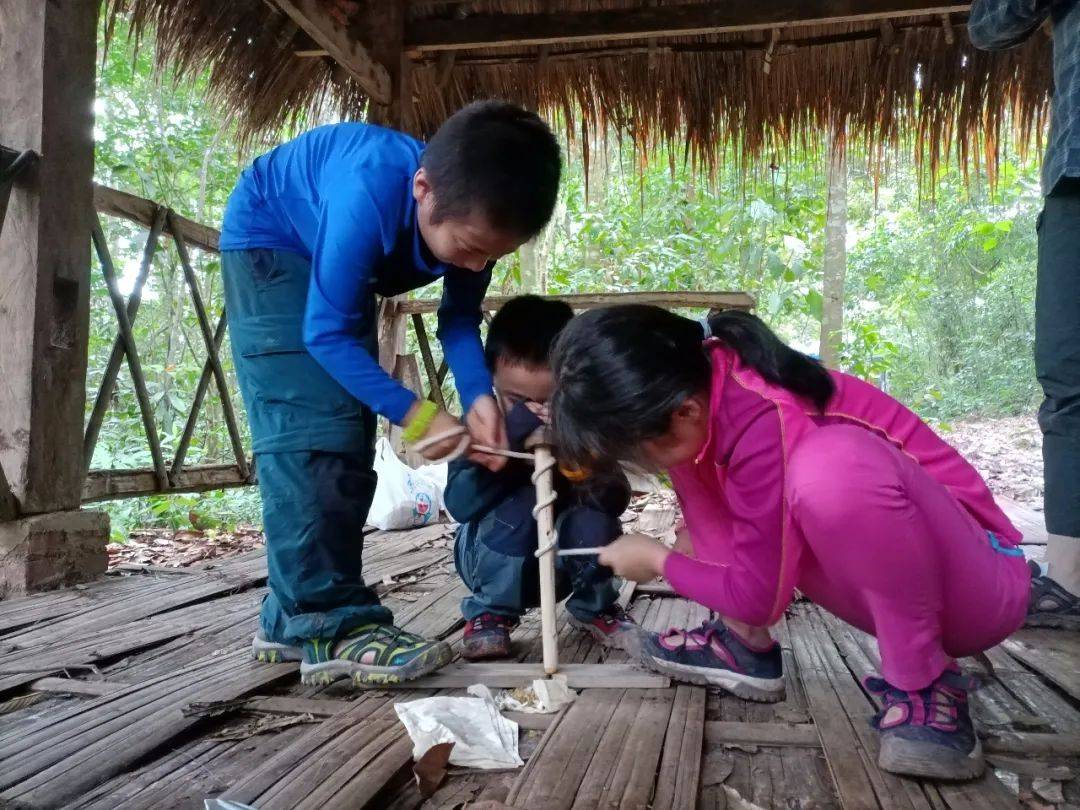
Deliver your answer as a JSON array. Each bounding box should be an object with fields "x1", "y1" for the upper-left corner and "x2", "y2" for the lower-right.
[
  {"x1": 1037, "y1": 179, "x2": 1080, "y2": 536},
  {"x1": 223, "y1": 248, "x2": 392, "y2": 647},
  {"x1": 453, "y1": 481, "x2": 621, "y2": 622}
]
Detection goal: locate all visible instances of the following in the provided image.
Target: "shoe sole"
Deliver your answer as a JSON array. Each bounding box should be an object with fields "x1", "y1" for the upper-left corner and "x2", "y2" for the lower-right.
[
  {"x1": 252, "y1": 635, "x2": 303, "y2": 664},
  {"x1": 878, "y1": 736, "x2": 985, "y2": 781},
  {"x1": 639, "y1": 651, "x2": 785, "y2": 702},
  {"x1": 300, "y1": 641, "x2": 455, "y2": 687}
]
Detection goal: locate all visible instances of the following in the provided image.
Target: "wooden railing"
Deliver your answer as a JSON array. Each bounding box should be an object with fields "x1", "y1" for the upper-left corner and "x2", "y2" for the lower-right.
[{"x1": 85, "y1": 184, "x2": 754, "y2": 503}]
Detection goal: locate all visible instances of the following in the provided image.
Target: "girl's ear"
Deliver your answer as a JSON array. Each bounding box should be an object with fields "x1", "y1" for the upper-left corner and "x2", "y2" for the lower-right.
[{"x1": 672, "y1": 395, "x2": 705, "y2": 429}]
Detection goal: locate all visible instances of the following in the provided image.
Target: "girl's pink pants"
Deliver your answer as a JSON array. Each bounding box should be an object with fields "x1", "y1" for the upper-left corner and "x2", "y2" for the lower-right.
[{"x1": 787, "y1": 425, "x2": 1030, "y2": 690}]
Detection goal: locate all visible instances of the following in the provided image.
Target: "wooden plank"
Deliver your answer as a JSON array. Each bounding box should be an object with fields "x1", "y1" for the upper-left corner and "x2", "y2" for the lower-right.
[
  {"x1": 406, "y1": 1, "x2": 969, "y2": 52},
  {"x1": 1001, "y1": 628, "x2": 1080, "y2": 701},
  {"x1": 982, "y1": 730, "x2": 1080, "y2": 757},
  {"x1": 0, "y1": 0, "x2": 99, "y2": 514},
  {"x1": 787, "y1": 609, "x2": 899, "y2": 810},
  {"x1": 999, "y1": 497, "x2": 1048, "y2": 544},
  {"x1": 93, "y1": 184, "x2": 219, "y2": 253},
  {"x1": 247, "y1": 696, "x2": 355, "y2": 717},
  {"x1": 397, "y1": 290, "x2": 755, "y2": 315},
  {"x1": 398, "y1": 662, "x2": 670, "y2": 689},
  {"x1": 83, "y1": 462, "x2": 252, "y2": 502},
  {"x1": 269, "y1": 0, "x2": 391, "y2": 104},
  {"x1": 652, "y1": 685, "x2": 706, "y2": 810},
  {"x1": 221, "y1": 694, "x2": 421, "y2": 809},
  {"x1": 508, "y1": 689, "x2": 625, "y2": 807},
  {"x1": 30, "y1": 676, "x2": 127, "y2": 698},
  {"x1": 705, "y1": 720, "x2": 821, "y2": 748},
  {"x1": 0, "y1": 650, "x2": 299, "y2": 807},
  {"x1": 172, "y1": 310, "x2": 229, "y2": 476}
]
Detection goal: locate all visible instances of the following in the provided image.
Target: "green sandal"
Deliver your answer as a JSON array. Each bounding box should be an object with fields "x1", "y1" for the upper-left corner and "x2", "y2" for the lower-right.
[{"x1": 300, "y1": 623, "x2": 453, "y2": 687}]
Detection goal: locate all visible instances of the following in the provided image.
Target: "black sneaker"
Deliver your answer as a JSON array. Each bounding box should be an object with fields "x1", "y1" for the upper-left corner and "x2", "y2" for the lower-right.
[
  {"x1": 1026, "y1": 560, "x2": 1080, "y2": 630},
  {"x1": 865, "y1": 665, "x2": 983, "y2": 780},
  {"x1": 639, "y1": 619, "x2": 784, "y2": 701}
]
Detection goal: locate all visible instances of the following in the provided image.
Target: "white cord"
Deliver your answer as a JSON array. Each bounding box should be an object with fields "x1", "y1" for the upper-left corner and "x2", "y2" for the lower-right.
[
  {"x1": 532, "y1": 448, "x2": 559, "y2": 558},
  {"x1": 409, "y1": 425, "x2": 536, "y2": 464}
]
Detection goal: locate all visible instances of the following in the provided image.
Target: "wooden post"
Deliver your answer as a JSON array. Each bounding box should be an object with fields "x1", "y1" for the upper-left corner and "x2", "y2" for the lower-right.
[
  {"x1": 0, "y1": 0, "x2": 108, "y2": 593},
  {"x1": 533, "y1": 443, "x2": 559, "y2": 675}
]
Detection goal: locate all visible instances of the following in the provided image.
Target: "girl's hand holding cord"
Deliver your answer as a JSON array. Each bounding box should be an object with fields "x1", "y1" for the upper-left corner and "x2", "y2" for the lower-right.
[{"x1": 598, "y1": 533, "x2": 670, "y2": 583}]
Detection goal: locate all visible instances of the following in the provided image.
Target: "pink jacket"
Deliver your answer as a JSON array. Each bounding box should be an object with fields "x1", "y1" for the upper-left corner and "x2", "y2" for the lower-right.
[{"x1": 663, "y1": 341, "x2": 1021, "y2": 627}]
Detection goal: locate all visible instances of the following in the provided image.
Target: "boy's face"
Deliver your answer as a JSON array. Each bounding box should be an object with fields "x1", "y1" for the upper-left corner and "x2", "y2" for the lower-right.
[
  {"x1": 413, "y1": 169, "x2": 525, "y2": 272},
  {"x1": 493, "y1": 358, "x2": 555, "y2": 418}
]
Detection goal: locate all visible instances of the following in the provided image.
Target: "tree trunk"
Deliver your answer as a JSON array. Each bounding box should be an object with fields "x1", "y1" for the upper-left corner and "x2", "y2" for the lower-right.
[
  {"x1": 519, "y1": 236, "x2": 539, "y2": 292},
  {"x1": 819, "y1": 139, "x2": 847, "y2": 368}
]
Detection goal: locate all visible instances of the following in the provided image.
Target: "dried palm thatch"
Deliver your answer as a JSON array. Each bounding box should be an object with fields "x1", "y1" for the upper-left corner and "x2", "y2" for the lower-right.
[{"x1": 105, "y1": 0, "x2": 1051, "y2": 179}]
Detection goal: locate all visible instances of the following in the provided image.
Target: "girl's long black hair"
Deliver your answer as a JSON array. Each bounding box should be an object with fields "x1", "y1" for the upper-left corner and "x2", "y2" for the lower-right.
[{"x1": 550, "y1": 306, "x2": 835, "y2": 467}]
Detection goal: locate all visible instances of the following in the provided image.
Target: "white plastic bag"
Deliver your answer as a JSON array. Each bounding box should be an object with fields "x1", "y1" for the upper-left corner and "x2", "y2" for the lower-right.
[
  {"x1": 394, "y1": 686, "x2": 523, "y2": 770},
  {"x1": 370, "y1": 438, "x2": 445, "y2": 530}
]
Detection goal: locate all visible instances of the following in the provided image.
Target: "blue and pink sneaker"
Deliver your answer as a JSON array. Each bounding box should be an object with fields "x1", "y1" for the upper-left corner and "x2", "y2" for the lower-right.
[
  {"x1": 639, "y1": 619, "x2": 785, "y2": 701},
  {"x1": 864, "y1": 665, "x2": 983, "y2": 780}
]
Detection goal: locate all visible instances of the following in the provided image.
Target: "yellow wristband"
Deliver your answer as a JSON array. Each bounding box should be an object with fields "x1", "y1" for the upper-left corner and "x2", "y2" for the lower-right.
[{"x1": 402, "y1": 400, "x2": 439, "y2": 444}]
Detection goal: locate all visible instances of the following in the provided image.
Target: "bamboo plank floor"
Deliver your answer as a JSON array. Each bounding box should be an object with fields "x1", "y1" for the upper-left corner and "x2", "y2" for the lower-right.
[{"x1": 0, "y1": 506, "x2": 1077, "y2": 809}]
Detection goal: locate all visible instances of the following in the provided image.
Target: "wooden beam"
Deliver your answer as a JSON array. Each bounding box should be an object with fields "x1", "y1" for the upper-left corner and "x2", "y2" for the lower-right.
[
  {"x1": 83, "y1": 463, "x2": 252, "y2": 503},
  {"x1": 270, "y1": 0, "x2": 391, "y2": 104},
  {"x1": 93, "y1": 184, "x2": 219, "y2": 254},
  {"x1": 30, "y1": 676, "x2": 126, "y2": 698},
  {"x1": 406, "y1": 1, "x2": 970, "y2": 52},
  {"x1": 391, "y1": 662, "x2": 671, "y2": 689},
  {"x1": 0, "y1": 0, "x2": 100, "y2": 514},
  {"x1": 705, "y1": 720, "x2": 822, "y2": 748},
  {"x1": 397, "y1": 290, "x2": 755, "y2": 315}
]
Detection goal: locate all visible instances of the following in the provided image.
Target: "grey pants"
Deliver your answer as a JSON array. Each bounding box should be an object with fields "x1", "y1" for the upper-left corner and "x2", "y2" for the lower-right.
[{"x1": 1037, "y1": 178, "x2": 1080, "y2": 536}]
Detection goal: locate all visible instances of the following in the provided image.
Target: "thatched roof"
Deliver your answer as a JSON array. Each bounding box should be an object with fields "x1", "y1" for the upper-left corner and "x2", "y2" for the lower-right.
[{"x1": 106, "y1": 1, "x2": 1052, "y2": 175}]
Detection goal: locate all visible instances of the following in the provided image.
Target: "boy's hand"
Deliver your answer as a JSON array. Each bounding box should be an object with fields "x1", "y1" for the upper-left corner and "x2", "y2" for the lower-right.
[
  {"x1": 597, "y1": 533, "x2": 671, "y2": 583},
  {"x1": 466, "y1": 394, "x2": 508, "y2": 471},
  {"x1": 412, "y1": 406, "x2": 468, "y2": 463}
]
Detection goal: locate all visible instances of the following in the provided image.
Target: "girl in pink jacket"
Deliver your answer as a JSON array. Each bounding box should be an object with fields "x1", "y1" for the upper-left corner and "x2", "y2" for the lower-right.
[{"x1": 550, "y1": 305, "x2": 1034, "y2": 781}]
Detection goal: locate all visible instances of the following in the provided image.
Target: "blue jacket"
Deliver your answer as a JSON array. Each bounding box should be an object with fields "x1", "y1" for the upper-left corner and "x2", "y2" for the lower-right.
[{"x1": 221, "y1": 123, "x2": 492, "y2": 424}]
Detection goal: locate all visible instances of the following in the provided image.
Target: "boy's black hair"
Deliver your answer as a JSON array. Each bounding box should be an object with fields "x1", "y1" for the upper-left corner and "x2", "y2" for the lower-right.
[
  {"x1": 421, "y1": 100, "x2": 561, "y2": 239},
  {"x1": 485, "y1": 295, "x2": 574, "y2": 371}
]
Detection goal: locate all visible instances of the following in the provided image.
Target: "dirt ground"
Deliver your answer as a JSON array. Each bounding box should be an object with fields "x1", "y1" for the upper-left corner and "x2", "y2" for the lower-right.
[{"x1": 944, "y1": 414, "x2": 1044, "y2": 510}]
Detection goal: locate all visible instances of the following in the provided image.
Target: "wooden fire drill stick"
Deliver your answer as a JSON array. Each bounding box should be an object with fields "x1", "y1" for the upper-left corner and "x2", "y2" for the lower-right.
[{"x1": 531, "y1": 442, "x2": 559, "y2": 675}]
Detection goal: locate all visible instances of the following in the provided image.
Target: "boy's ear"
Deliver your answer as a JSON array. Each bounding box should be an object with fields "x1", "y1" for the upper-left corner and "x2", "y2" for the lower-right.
[{"x1": 413, "y1": 168, "x2": 433, "y2": 203}]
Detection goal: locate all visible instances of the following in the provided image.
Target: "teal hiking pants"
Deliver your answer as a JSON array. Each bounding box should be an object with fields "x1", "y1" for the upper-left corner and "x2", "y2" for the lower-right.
[{"x1": 223, "y1": 248, "x2": 392, "y2": 646}]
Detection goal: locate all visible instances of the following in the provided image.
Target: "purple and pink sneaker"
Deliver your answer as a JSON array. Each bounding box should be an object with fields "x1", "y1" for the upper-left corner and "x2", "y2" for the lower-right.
[
  {"x1": 639, "y1": 619, "x2": 785, "y2": 701},
  {"x1": 864, "y1": 664, "x2": 983, "y2": 780}
]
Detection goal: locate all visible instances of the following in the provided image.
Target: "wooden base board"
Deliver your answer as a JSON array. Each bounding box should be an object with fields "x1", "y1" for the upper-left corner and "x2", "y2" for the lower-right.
[{"x1": 383, "y1": 662, "x2": 670, "y2": 689}]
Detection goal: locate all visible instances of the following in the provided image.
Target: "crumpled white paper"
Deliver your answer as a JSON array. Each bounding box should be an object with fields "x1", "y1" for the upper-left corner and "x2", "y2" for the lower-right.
[
  {"x1": 492, "y1": 675, "x2": 577, "y2": 714},
  {"x1": 394, "y1": 686, "x2": 523, "y2": 770}
]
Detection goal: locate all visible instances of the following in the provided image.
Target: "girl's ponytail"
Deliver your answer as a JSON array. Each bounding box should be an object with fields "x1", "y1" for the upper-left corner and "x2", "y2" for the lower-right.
[
  {"x1": 705, "y1": 310, "x2": 835, "y2": 411},
  {"x1": 550, "y1": 305, "x2": 835, "y2": 468}
]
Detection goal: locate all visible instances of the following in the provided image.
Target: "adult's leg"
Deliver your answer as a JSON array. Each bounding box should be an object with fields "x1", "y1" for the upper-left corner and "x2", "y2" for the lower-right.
[
  {"x1": 788, "y1": 425, "x2": 1029, "y2": 691},
  {"x1": 1036, "y1": 180, "x2": 1080, "y2": 597}
]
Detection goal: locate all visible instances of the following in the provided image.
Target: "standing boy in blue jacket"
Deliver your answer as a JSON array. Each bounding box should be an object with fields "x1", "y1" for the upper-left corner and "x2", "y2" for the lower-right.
[
  {"x1": 220, "y1": 102, "x2": 562, "y2": 686},
  {"x1": 445, "y1": 297, "x2": 640, "y2": 660}
]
